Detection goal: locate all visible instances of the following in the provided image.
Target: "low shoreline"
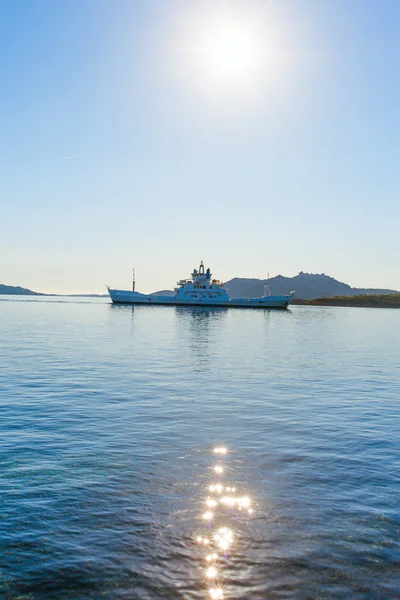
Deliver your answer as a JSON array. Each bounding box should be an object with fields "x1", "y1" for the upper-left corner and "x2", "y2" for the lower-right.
[{"x1": 292, "y1": 293, "x2": 400, "y2": 308}]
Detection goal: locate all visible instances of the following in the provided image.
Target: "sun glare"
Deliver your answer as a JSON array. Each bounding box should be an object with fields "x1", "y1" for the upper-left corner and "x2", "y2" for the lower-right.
[
  {"x1": 162, "y1": 0, "x2": 298, "y2": 116},
  {"x1": 169, "y1": 0, "x2": 284, "y2": 105},
  {"x1": 204, "y1": 24, "x2": 258, "y2": 81},
  {"x1": 192, "y1": 16, "x2": 264, "y2": 91}
]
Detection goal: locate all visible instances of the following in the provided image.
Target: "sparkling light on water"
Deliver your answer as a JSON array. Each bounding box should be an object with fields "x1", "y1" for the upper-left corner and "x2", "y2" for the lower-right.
[
  {"x1": 209, "y1": 484, "x2": 223, "y2": 494},
  {"x1": 206, "y1": 566, "x2": 218, "y2": 579},
  {"x1": 202, "y1": 511, "x2": 214, "y2": 521},
  {"x1": 195, "y1": 446, "x2": 254, "y2": 598},
  {"x1": 206, "y1": 553, "x2": 218, "y2": 562},
  {"x1": 209, "y1": 587, "x2": 224, "y2": 599},
  {"x1": 213, "y1": 447, "x2": 227, "y2": 455}
]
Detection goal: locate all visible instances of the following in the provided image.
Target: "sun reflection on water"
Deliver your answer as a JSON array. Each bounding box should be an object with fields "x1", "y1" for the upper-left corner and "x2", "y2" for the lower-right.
[
  {"x1": 213, "y1": 447, "x2": 227, "y2": 455},
  {"x1": 195, "y1": 446, "x2": 254, "y2": 598},
  {"x1": 209, "y1": 586, "x2": 224, "y2": 599},
  {"x1": 202, "y1": 511, "x2": 214, "y2": 521},
  {"x1": 206, "y1": 565, "x2": 218, "y2": 579}
]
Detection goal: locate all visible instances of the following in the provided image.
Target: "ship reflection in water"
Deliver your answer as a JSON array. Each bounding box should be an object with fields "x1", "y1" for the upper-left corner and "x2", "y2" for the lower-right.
[{"x1": 195, "y1": 447, "x2": 253, "y2": 599}]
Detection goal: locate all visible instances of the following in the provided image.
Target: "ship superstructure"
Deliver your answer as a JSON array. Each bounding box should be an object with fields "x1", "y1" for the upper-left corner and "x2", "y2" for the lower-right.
[{"x1": 174, "y1": 261, "x2": 229, "y2": 303}]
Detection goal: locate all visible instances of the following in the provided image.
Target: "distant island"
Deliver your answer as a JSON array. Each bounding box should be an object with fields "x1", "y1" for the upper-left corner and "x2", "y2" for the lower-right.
[
  {"x1": 0, "y1": 284, "x2": 107, "y2": 298},
  {"x1": 2, "y1": 272, "x2": 399, "y2": 302},
  {"x1": 0, "y1": 284, "x2": 43, "y2": 296}
]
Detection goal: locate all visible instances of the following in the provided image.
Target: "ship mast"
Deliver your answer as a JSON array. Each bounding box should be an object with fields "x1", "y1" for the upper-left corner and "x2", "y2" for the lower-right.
[
  {"x1": 132, "y1": 268, "x2": 135, "y2": 292},
  {"x1": 199, "y1": 260, "x2": 205, "y2": 275}
]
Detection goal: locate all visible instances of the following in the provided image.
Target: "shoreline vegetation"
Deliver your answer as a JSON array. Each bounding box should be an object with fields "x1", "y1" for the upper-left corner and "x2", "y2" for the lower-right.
[{"x1": 292, "y1": 294, "x2": 400, "y2": 308}]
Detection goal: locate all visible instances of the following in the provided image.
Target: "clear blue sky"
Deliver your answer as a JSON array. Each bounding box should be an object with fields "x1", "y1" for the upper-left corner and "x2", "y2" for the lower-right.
[{"x1": 1, "y1": 0, "x2": 399, "y2": 293}]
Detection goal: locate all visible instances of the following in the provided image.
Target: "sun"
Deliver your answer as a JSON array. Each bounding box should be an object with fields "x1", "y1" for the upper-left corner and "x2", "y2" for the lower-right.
[
  {"x1": 190, "y1": 14, "x2": 264, "y2": 90},
  {"x1": 202, "y1": 23, "x2": 259, "y2": 82},
  {"x1": 165, "y1": 1, "x2": 292, "y2": 111},
  {"x1": 169, "y1": 2, "x2": 271, "y2": 94}
]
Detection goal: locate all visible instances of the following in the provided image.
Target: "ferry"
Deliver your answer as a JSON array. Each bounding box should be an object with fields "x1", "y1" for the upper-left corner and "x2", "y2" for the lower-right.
[{"x1": 108, "y1": 262, "x2": 294, "y2": 309}]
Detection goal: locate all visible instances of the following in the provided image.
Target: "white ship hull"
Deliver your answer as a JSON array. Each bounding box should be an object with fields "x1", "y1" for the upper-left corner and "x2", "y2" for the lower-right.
[{"x1": 108, "y1": 289, "x2": 293, "y2": 308}]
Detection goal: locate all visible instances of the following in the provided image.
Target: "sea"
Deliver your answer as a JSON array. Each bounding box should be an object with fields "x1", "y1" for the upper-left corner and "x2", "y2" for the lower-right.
[{"x1": 0, "y1": 296, "x2": 399, "y2": 600}]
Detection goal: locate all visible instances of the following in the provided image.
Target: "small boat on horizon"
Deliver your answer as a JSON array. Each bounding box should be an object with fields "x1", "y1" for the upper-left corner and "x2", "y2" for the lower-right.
[{"x1": 107, "y1": 261, "x2": 295, "y2": 309}]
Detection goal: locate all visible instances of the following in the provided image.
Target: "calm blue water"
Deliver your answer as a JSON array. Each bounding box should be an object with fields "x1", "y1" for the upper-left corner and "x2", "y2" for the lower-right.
[{"x1": 1, "y1": 297, "x2": 399, "y2": 599}]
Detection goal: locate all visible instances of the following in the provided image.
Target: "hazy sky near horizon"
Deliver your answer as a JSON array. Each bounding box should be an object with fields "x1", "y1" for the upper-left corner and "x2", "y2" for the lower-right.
[{"x1": 1, "y1": 0, "x2": 399, "y2": 293}]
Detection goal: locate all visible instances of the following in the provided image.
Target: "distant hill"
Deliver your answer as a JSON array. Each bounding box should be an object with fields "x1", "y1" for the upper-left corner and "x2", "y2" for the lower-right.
[
  {"x1": 224, "y1": 272, "x2": 398, "y2": 300},
  {"x1": 0, "y1": 284, "x2": 42, "y2": 296},
  {"x1": 0, "y1": 285, "x2": 109, "y2": 297}
]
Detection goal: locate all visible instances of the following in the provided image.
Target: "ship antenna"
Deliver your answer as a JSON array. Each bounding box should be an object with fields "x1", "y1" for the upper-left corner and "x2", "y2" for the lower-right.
[
  {"x1": 264, "y1": 272, "x2": 271, "y2": 297},
  {"x1": 132, "y1": 268, "x2": 135, "y2": 292}
]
